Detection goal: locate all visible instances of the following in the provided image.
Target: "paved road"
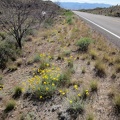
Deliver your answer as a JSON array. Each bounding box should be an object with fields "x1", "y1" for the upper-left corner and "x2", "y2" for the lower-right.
[{"x1": 73, "y1": 11, "x2": 120, "y2": 48}]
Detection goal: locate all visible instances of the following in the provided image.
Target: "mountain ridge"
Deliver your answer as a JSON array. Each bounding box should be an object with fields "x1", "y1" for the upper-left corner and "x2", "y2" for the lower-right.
[{"x1": 58, "y1": 2, "x2": 111, "y2": 10}]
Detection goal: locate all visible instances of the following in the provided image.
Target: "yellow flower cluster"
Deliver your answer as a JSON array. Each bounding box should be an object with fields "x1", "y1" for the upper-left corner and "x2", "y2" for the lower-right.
[
  {"x1": 0, "y1": 85, "x2": 3, "y2": 90},
  {"x1": 22, "y1": 54, "x2": 61, "y2": 99},
  {"x1": 74, "y1": 85, "x2": 78, "y2": 90},
  {"x1": 85, "y1": 90, "x2": 89, "y2": 96}
]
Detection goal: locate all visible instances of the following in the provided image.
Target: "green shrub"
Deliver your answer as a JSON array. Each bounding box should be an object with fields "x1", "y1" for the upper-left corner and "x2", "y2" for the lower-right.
[
  {"x1": 33, "y1": 54, "x2": 41, "y2": 63},
  {"x1": 0, "y1": 32, "x2": 6, "y2": 40},
  {"x1": 76, "y1": 38, "x2": 91, "y2": 52},
  {"x1": 58, "y1": 69, "x2": 71, "y2": 86},
  {"x1": 13, "y1": 86, "x2": 22, "y2": 98},
  {"x1": 4, "y1": 100, "x2": 16, "y2": 113},
  {"x1": 66, "y1": 17, "x2": 72, "y2": 25},
  {"x1": 0, "y1": 40, "x2": 17, "y2": 70},
  {"x1": 64, "y1": 10, "x2": 73, "y2": 17}
]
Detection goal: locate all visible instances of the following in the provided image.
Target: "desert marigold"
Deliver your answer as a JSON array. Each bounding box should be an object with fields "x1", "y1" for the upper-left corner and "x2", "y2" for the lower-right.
[
  {"x1": 69, "y1": 100, "x2": 73, "y2": 104},
  {"x1": 40, "y1": 96, "x2": 43, "y2": 99}
]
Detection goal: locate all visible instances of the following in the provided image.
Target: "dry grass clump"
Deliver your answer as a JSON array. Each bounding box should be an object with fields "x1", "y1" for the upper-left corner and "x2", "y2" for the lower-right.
[
  {"x1": 94, "y1": 61, "x2": 106, "y2": 77},
  {"x1": 113, "y1": 94, "x2": 120, "y2": 112},
  {"x1": 8, "y1": 65, "x2": 17, "y2": 72},
  {"x1": 90, "y1": 80, "x2": 98, "y2": 92},
  {"x1": 13, "y1": 86, "x2": 22, "y2": 98},
  {"x1": 4, "y1": 100, "x2": 16, "y2": 113},
  {"x1": 86, "y1": 114, "x2": 94, "y2": 120},
  {"x1": 89, "y1": 50, "x2": 97, "y2": 60},
  {"x1": 115, "y1": 65, "x2": 120, "y2": 73}
]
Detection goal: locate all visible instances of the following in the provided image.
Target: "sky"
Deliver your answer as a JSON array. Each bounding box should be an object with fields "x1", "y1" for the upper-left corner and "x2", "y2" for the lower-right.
[{"x1": 51, "y1": 0, "x2": 120, "y2": 5}]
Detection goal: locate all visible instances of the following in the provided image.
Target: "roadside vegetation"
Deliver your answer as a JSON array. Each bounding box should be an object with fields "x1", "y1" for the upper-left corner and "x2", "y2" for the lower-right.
[{"x1": 0, "y1": 1, "x2": 120, "y2": 120}]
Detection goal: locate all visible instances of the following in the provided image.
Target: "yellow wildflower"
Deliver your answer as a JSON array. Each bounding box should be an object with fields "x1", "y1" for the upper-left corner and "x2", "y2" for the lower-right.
[
  {"x1": 69, "y1": 100, "x2": 73, "y2": 104},
  {"x1": 46, "y1": 87, "x2": 49, "y2": 91},
  {"x1": 40, "y1": 96, "x2": 43, "y2": 99},
  {"x1": 78, "y1": 94, "x2": 81, "y2": 97}
]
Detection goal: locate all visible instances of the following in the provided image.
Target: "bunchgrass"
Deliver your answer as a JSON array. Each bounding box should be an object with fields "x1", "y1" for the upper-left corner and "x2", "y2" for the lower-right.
[
  {"x1": 13, "y1": 86, "x2": 22, "y2": 98},
  {"x1": 95, "y1": 61, "x2": 106, "y2": 77},
  {"x1": 90, "y1": 80, "x2": 98, "y2": 92},
  {"x1": 4, "y1": 100, "x2": 16, "y2": 113}
]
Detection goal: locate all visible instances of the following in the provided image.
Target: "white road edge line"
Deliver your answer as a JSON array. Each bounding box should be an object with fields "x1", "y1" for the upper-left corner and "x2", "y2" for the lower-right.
[{"x1": 74, "y1": 12, "x2": 120, "y2": 39}]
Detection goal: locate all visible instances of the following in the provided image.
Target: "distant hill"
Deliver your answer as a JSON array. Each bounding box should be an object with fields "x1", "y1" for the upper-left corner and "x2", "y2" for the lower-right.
[
  {"x1": 80, "y1": 5, "x2": 120, "y2": 17},
  {"x1": 58, "y1": 2, "x2": 111, "y2": 10}
]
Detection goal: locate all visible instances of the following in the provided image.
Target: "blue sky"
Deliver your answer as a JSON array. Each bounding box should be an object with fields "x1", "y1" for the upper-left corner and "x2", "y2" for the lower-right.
[{"x1": 51, "y1": 0, "x2": 120, "y2": 5}]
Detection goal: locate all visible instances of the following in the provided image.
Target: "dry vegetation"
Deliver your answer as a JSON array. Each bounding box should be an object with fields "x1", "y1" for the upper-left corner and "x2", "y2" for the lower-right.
[
  {"x1": 0, "y1": 8, "x2": 120, "y2": 120},
  {"x1": 80, "y1": 5, "x2": 120, "y2": 17}
]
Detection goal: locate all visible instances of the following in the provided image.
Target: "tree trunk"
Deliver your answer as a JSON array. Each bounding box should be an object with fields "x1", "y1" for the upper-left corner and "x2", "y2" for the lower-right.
[{"x1": 17, "y1": 38, "x2": 22, "y2": 49}]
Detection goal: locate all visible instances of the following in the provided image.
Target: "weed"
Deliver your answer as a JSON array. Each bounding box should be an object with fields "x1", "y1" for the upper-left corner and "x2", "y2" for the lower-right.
[
  {"x1": 76, "y1": 38, "x2": 91, "y2": 52},
  {"x1": 4, "y1": 100, "x2": 16, "y2": 113}
]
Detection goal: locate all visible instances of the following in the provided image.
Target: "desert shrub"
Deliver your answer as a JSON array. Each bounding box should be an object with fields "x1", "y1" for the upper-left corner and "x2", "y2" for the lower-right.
[
  {"x1": 33, "y1": 54, "x2": 41, "y2": 63},
  {"x1": 58, "y1": 69, "x2": 71, "y2": 86},
  {"x1": 63, "y1": 50, "x2": 71, "y2": 56},
  {"x1": 66, "y1": 17, "x2": 72, "y2": 25},
  {"x1": 4, "y1": 100, "x2": 16, "y2": 113},
  {"x1": 95, "y1": 61, "x2": 106, "y2": 77},
  {"x1": 34, "y1": 84, "x2": 56, "y2": 99},
  {"x1": 0, "y1": 32, "x2": 6, "y2": 40},
  {"x1": 64, "y1": 10, "x2": 73, "y2": 17},
  {"x1": 0, "y1": 40, "x2": 18, "y2": 70},
  {"x1": 76, "y1": 38, "x2": 91, "y2": 52}
]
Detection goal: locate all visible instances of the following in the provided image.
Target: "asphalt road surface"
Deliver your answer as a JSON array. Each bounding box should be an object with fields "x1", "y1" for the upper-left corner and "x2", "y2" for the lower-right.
[{"x1": 73, "y1": 11, "x2": 120, "y2": 48}]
